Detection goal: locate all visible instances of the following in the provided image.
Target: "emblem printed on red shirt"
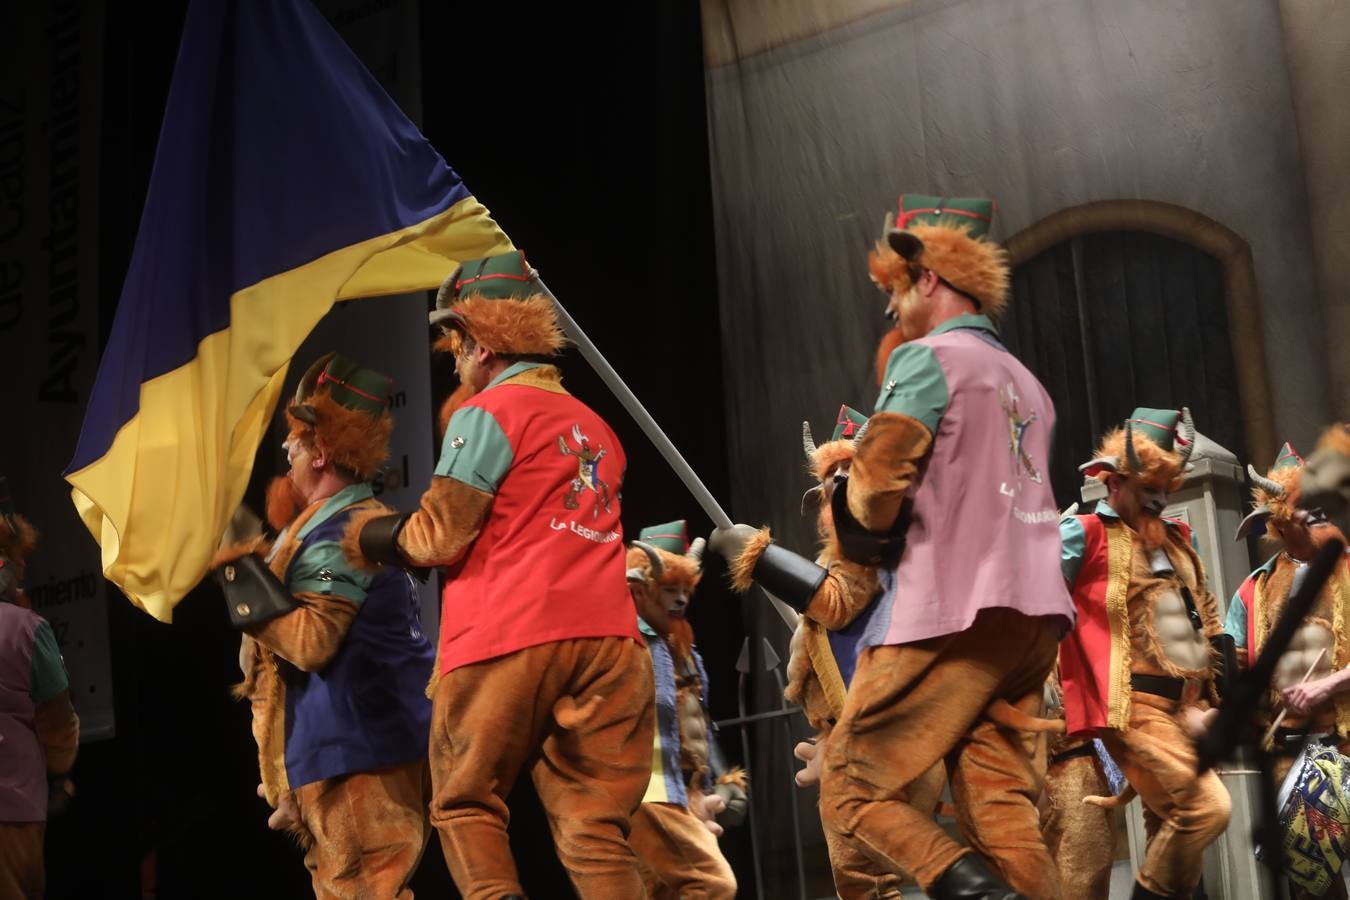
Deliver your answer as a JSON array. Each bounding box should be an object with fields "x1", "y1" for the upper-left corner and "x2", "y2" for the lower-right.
[{"x1": 557, "y1": 424, "x2": 613, "y2": 518}]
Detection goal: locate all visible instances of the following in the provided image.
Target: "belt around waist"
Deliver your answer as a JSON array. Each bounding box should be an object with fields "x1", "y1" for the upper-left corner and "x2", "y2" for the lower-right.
[{"x1": 1130, "y1": 673, "x2": 1184, "y2": 701}]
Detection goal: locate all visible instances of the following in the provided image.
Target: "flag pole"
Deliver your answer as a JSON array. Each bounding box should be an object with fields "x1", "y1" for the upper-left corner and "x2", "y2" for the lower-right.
[{"x1": 537, "y1": 278, "x2": 801, "y2": 631}]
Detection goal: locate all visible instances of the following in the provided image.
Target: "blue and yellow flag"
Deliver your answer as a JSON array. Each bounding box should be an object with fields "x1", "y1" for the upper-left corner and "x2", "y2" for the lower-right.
[{"x1": 65, "y1": 0, "x2": 512, "y2": 621}]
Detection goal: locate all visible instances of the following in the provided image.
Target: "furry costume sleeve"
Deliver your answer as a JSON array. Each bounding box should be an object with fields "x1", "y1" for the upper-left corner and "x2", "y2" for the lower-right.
[
  {"x1": 394, "y1": 476, "x2": 494, "y2": 568},
  {"x1": 33, "y1": 690, "x2": 79, "y2": 774},
  {"x1": 728, "y1": 529, "x2": 879, "y2": 631},
  {"x1": 245, "y1": 591, "x2": 360, "y2": 673},
  {"x1": 845, "y1": 411, "x2": 933, "y2": 531},
  {"x1": 802, "y1": 558, "x2": 881, "y2": 630}
]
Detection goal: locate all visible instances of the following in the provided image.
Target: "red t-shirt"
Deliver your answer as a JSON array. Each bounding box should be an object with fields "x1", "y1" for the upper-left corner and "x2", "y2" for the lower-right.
[{"x1": 435, "y1": 365, "x2": 639, "y2": 672}]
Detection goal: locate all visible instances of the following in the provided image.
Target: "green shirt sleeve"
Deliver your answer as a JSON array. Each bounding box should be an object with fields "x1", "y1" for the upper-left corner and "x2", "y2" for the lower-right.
[
  {"x1": 1223, "y1": 584, "x2": 1249, "y2": 644},
  {"x1": 434, "y1": 405, "x2": 515, "y2": 494},
  {"x1": 289, "y1": 540, "x2": 372, "y2": 605},
  {"x1": 1059, "y1": 516, "x2": 1087, "y2": 587},
  {"x1": 873, "y1": 342, "x2": 950, "y2": 433},
  {"x1": 30, "y1": 620, "x2": 70, "y2": 704}
]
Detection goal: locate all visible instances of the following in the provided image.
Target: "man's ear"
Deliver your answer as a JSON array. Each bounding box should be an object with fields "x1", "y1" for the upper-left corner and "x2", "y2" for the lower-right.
[{"x1": 919, "y1": 268, "x2": 941, "y2": 297}]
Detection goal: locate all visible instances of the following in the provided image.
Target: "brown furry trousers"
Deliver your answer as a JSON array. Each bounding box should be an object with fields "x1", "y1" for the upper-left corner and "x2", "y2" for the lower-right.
[
  {"x1": 820, "y1": 607, "x2": 1062, "y2": 899},
  {"x1": 1041, "y1": 742, "x2": 1115, "y2": 900},
  {"x1": 429, "y1": 636, "x2": 656, "y2": 899},
  {"x1": 0, "y1": 822, "x2": 43, "y2": 899},
  {"x1": 293, "y1": 759, "x2": 430, "y2": 900},
  {"x1": 629, "y1": 801, "x2": 735, "y2": 899},
  {"x1": 1099, "y1": 693, "x2": 1231, "y2": 898},
  {"x1": 824, "y1": 758, "x2": 945, "y2": 899}
]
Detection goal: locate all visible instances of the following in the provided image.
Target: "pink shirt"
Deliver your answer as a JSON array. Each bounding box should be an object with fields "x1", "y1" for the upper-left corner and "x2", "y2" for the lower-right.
[{"x1": 864, "y1": 317, "x2": 1074, "y2": 646}]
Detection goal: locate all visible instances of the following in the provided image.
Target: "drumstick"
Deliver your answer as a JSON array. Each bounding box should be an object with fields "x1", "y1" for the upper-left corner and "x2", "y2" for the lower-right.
[{"x1": 1261, "y1": 647, "x2": 1328, "y2": 747}]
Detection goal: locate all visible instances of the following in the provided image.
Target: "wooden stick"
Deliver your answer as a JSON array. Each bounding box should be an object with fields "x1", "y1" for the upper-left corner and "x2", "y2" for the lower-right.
[{"x1": 1262, "y1": 647, "x2": 1328, "y2": 747}]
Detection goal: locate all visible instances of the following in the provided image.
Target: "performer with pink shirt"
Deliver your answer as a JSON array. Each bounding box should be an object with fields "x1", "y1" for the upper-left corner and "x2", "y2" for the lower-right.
[{"x1": 714, "y1": 196, "x2": 1073, "y2": 899}]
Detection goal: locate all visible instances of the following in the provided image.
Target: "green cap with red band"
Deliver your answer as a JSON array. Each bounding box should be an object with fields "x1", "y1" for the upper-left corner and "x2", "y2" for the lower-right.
[
  {"x1": 289, "y1": 352, "x2": 392, "y2": 424},
  {"x1": 638, "y1": 520, "x2": 689, "y2": 555}
]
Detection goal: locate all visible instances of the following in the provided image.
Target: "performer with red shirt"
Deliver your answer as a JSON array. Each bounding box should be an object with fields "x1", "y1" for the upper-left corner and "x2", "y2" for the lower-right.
[
  {"x1": 1058, "y1": 408, "x2": 1230, "y2": 900},
  {"x1": 359, "y1": 252, "x2": 655, "y2": 900}
]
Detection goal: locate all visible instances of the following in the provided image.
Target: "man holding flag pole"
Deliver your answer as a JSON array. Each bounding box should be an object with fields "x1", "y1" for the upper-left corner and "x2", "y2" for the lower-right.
[{"x1": 357, "y1": 253, "x2": 657, "y2": 899}]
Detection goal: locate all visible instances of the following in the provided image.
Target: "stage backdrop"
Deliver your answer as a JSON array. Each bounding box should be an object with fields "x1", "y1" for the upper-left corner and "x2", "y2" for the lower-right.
[{"x1": 0, "y1": 1, "x2": 115, "y2": 741}]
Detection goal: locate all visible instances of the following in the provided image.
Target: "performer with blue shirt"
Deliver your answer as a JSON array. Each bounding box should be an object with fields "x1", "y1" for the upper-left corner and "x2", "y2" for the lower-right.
[
  {"x1": 215, "y1": 353, "x2": 434, "y2": 900},
  {"x1": 625, "y1": 520, "x2": 745, "y2": 899}
]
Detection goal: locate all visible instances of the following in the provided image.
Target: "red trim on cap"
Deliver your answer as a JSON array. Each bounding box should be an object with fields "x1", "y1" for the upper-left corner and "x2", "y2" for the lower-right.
[
  {"x1": 1127, "y1": 416, "x2": 1191, "y2": 446},
  {"x1": 316, "y1": 371, "x2": 388, "y2": 404},
  {"x1": 896, "y1": 202, "x2": 991, "y2": 230},
  {"x1": 455, "y1": 271, "x2": 532, "y2": 292}
]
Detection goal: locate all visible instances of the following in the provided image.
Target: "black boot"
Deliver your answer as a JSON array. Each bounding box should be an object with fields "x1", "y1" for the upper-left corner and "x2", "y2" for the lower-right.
[
  {"x1": 1130, "y1": 882, "x2": 1169, "y2": 900},
  {"x1": 928, "y1": 854, "x2": 1027, "y2": 899}
]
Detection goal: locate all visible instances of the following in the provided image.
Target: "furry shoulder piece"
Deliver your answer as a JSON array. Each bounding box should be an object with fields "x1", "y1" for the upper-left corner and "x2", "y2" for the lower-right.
[
  {"x1": 433, "y1": 293, "x2": 567, "y2": 357},
  {"x1": 1089, "y1": 426, "x2": 1186, "y2": 490},
  {"x1": 286, "y1": 391, "x2": 392, "y2": 482},
  {"x1": 867, "y1": 227, "x2": 1009, "y2": 317}
]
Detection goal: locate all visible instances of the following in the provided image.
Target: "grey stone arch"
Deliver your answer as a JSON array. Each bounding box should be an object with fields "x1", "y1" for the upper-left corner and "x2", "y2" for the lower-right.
[{"x1": 1002, "y1": 199, "x2": 1275, "y2": 489}]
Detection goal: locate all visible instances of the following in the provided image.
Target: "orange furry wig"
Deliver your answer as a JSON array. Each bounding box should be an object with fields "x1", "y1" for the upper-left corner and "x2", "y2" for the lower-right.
[
  {"x1": 626, "y1": 540, "x2": 704, "y2": 593},
  {"x1": 868, "y1": 226, "x2": 1010, "y2": 318},
  {"x1": 285, "y1": 391, "x2": 392, "y2": 482},
  {"x1": 432, "y1": 294, "x2": 566, "y2": 358},
  {"x1": 1080, "y1": 409, "x2": 1196, "y2": 491}
]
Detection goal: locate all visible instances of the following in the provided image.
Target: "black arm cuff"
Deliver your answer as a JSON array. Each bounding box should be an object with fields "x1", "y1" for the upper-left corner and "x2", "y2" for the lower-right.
[
  {"x1": 358, "y1": 513, "x2": 410, "y2": 567},
  {"x1": 217, "y1": 554, "x2": 298, "y2": 629},
  {"x1": 830, "y1": 476, "x2": 909, "y2": 567},
  {"x1": 752, "y1": 544, "x2": 828, "y2": 613}
]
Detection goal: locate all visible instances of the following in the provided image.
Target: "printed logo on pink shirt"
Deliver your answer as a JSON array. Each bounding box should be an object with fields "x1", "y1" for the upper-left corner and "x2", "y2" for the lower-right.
[{"x1": 1000, "y1": 382, "x2": 1043, "y2": 485}]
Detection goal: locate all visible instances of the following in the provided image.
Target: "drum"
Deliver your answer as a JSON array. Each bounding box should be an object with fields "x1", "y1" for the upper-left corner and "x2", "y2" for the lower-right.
[{"x1": 1263, "y1": 742, "x2": 1350, "y2": 895}]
